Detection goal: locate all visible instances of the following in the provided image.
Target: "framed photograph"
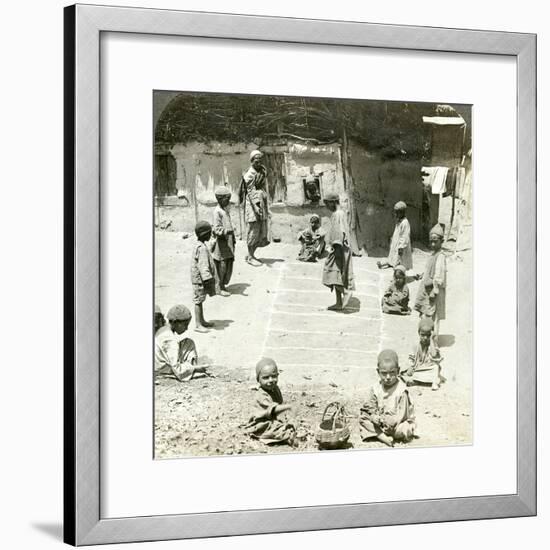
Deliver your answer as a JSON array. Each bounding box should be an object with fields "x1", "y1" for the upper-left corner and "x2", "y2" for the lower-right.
[{"x1": 64, "y1": 3, "x2": 536, "y2": 546}]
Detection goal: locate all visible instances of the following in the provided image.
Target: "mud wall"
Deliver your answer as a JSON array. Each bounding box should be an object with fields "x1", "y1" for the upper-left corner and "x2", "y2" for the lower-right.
[
  {"x1": 157, "y1": 141, "x2": 349, "y2": 244},
  {"x1": 349, "y1": 142, "x2": 423, "y2": 254}
]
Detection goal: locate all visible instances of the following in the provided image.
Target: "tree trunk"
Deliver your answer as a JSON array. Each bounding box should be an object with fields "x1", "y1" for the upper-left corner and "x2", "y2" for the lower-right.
[{"x1": 339, "y1": 122, "x2": 362, "y2": 255}]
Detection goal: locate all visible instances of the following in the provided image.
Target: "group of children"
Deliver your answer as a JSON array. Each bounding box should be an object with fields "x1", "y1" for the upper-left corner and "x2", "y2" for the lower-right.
[
  {"x1": 246, "y1": 199, "x2": 448, "y2": 449},
  {"x1": 156, "y1": 180, "x2": 450, "y2": 450},
  {"x1": 187, "y1": 185, "x2": 237, "y2": 332},
  {"x1": 379, "y1": 201, "x2": 448, "y2": 347},
  {"x1": 246, "y1": 344, "x2": 422, "y2": 449}
]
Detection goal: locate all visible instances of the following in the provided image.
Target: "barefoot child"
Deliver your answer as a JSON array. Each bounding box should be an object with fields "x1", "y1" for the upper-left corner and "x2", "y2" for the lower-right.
[
  {"x1": 322, "y1": 192, "x2": 355, "y2": 311},
  {"x1": 414, "y1": 277, "x2": 436, "y2": 319},
  {"x1": 414, "y1": 224, "x2": 447, "y2": 344},
  {"x1": 154, "y1": 304, "x2": 208, "y2": 381},
  {"x1": 297, "y1": 214, "x2": 326, "y2": 262},
  {"x1": 245, "y1": 358, "x2": 296, "y2": 445},
  {"x1": 360, "y1": 349, "x2": 416, "y2": 447},
  {"x1": 402, "y1": 318, "x2": 444, "y2": 391},
  {"x1": 381, "y1": 265, "x2": 411, "y2": 315},
  {"x1": 212, "y1": 186, "x2": 235, "y2": 296},
  {"x1": 191, "y1": 221, "x2": 219, "y2": 333},
  {"x1": 377, "y1": 201, "x2": 413, "y2": 271}
]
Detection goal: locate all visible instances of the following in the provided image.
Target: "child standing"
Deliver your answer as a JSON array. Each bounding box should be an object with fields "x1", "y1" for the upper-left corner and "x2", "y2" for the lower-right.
[
  {"x1": 212, "y1": 186, "x2": 235, "y2": 297},
  {"x1": 191, "y1": 220, "x2": 219, "y2": 333},
  {"x1": 414, "y1": 277, "x2": 436, "y2": 319},
  {"x1": 377, "y1": 201, "x2": 413, "y2": 271},
  {"x1": 359, "y1": 349, "x2": 416, "y2": 447},
  {"x1": 245, "y1": 357, "x2": 296, "y2": 446},
  {"x1": 297, "y1": 214, "x2": 326, "y2": 262},
  {"x1": 381, "y1": 265, "x2": 411, "y2": 315},
  {"x1": 414, "y1": 224, "x2": 447, "y2": 344},
  {"x1": 322, "y1": 192, "x2": 355, "y2": 311},
  {"x1": 402, "y1": 318, "x2": 444, "y2": 391}
]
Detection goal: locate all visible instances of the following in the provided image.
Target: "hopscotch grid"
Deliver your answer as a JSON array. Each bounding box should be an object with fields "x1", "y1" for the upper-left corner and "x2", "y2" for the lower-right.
[
  {"x1": 276, "y1": 288, "x2": 379, "y2": 299},
  {"x1": 272, "y1": 310, "x2": 381, "y2": 321},
  {"x1": 377, "y1": 270, "x2": 386, "y2": 354},
  {"x1": 258, "y1": 257, "x2": 285, "y2": 372},
  {"x1": 281, "y1": 274, "x2": 378, "y2": 288},
  {"x1": 269, "y1": 327, "x2": 379, "y2": 338},
  {"x1": 265, "y1": 345, "x2": 378, "y2": 355},
  {"x1": 281, "y1": 261, "x2": 380, "y2": 277},
  {"x1": 274, "y1": 301, "x2": 380, "y2": 313}
]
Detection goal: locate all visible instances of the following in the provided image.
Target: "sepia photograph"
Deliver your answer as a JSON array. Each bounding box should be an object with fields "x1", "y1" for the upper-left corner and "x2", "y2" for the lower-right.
[{"x1": 153, "y1": 91, "x2": 473, "y2": 458}]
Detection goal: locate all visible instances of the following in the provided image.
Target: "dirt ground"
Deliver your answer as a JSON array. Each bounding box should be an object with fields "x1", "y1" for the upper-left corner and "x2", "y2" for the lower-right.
[{"x1": 154, "y1": 232, "x2": 473, "y2": 458}]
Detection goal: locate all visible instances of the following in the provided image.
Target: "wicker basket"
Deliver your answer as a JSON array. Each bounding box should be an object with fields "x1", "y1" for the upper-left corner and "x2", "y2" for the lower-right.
[{"x1": 315, "y1": 402, "x2": 350, "y2": 450}]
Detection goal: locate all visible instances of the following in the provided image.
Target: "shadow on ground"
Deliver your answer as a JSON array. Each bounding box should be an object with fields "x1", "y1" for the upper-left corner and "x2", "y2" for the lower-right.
[
  {"x1": 259, "y1": 257, "x2": 285, "y2": 267},
  {"x1": 438, "y1": 334, "x2": 455, "y2": 347},
  {"x1": 342, "y1": 296, "x2": 362, "y2": 314},
  {"x1": 225, "y1": 282, "x2": 250, "y2": 295},
  {"x1": 31, "y1": 523, "x2": 63, "y2": 541}
]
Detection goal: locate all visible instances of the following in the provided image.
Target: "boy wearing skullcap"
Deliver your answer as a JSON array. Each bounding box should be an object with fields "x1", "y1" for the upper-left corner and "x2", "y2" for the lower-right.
[
  {"x1": 403, "y1": 318, "x2": 444, "y2": 391},
  {"x1": 359, "y1": 349, "x2": 416, "y2": 446},
  {"x1": 212, "y1": 186, "x2": 235, "y2": 296},
  {"x1": 245, "y1": 358, "x2": 296, "y2": 445},
  {"x1": 297, "y1": 213, "x2": 326, "y2": 262},
  {"x1": 377, "y1": 200, "x2": 413, "y2": 271},
  {"x1": 414, "y1": 224, "x2": 447, "y2": 345},
  {"x1": 154, "y1": 304, "x2": 208, "y2": 381},
  {"x1": 322, "y1": 192, "x2": 355, "y2": 310},
  {"x1": 191, "y1": 221, "x2": 219, "y2": 332},
  {"x1": 381, "y1": 265, "x2": 411, "y2": 315}
]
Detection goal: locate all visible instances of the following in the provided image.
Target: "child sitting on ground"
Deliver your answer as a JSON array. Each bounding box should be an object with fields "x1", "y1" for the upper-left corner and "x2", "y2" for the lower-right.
[
  {"x1": 297, "y1": 214, "x2": 326, "y2": 262},
  {"x1": 359, "y1": 349, "x2": 416, "y2": 447},
  {"x1": 212, "y1": 186, "x2": 235, "y2": 297},
  {"x1": 245, "y1": 357, "x2": 296, "y2": 446},
  {"x1": 154, "y1": 304, "x2": 208, "y2": 382},
  {"x1": 191, "y1": 220, "x2": 219, "y2": 333},
  {"x1": 381, "y1": 265, "x2": 411, "y2": 315},
  {"x1": 402, "y1": 318, "x2": 444, "y2": 391},
  {"x1": 377, "y1": 201, "x2": 413, "y2": 272}
]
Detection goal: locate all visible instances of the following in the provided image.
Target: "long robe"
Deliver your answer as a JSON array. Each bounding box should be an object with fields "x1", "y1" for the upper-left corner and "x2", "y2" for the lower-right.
[
  {"x1": 212, "y1": 204, "x2": 235, "y2": 287},
  {"x1": 359, "y1": 379, "x2": 416, "y2": 442},
  {"x1": 154, "y1": 326, "x2": 198, "y2": 382},
  {"x1": 415, "y1": 250, "x2": 447, "y2": 320},
  {"x1": 322, "y1": 209, "x2": 355, "y2": 291},
  {"x1": 404, "y1": 341, "x2": 442, "y2": 385},
  {"x1": 388, "y1": 217, "x2": 413, "y2": 270},
  {"x1": 245, "y1": 386, "x2": 295, "y2": 445},
  {"x1": 241, "y1": 165, "x2": 270, "y2": 249}
]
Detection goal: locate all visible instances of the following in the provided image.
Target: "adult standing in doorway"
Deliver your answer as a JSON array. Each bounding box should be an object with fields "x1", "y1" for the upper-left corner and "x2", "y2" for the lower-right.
[{"x1": 240, "y1": 150, "x2": 270, "y2": 266}]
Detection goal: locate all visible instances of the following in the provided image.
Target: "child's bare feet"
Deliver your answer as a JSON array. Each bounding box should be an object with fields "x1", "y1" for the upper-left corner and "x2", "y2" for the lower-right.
[
  {"x1": 194, "y1": 325, "x2": 210, "y2": 333},
  {"x1": 219, "y1": 289, "x2": 230, "y2": 297},
  {"x1": 431, "y1": 381, "x2": 440, "y2": 391}
]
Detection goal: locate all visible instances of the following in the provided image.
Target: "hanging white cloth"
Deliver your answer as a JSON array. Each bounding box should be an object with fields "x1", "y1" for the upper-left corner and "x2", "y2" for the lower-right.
[{"x1": 421, "y1": 166, "x2": 449, "y2": 195}]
